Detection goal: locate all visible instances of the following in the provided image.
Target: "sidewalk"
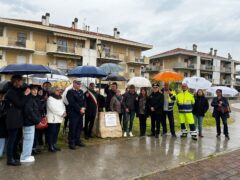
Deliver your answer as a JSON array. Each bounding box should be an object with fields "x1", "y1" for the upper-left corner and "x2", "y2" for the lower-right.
[
  {"x1": 138, "y1": 149, "x2": 240, "y2": 180},
  {"x1": 0, "y1": 103, "x2": 240, "y2": 180}
]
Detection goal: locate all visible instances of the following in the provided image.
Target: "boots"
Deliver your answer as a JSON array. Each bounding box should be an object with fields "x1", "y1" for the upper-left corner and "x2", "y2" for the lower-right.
[
  {"x1": 48, "y1": 145, "x2": 56, "y2": 153},
  {"x1": 7, "y1": 157, "x2": 21, "y2": 166}
]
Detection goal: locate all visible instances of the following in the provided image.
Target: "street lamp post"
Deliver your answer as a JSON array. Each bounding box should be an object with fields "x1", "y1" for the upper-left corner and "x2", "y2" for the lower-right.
[{"x1": 97, "y1": 43, "x2": 105, "y2": 92}]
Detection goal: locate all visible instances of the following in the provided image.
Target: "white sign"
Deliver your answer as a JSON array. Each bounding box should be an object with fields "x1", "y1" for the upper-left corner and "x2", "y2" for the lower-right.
[{"x1": 105, "y1": 113, "x2": 117, "y2": 127}]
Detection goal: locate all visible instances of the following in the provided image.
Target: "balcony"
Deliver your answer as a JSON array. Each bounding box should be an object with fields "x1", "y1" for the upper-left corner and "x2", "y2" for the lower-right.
[
  {"x1": 0, "y1": 36, "x2": 35, "y2": 52},
  {"x1": 126, "y1": 56, "x2": 149, "y2": 65},
  {"x1": 221, "y1": 79, "x2": 231, "y2": 85},
  {"x1": 173, "y1": 63, "x2": 196, "y2": 70},
  {"x1": 46, "y1": 43, "x2": 82, "y2": 58},
  {"x1": 201, "y1": 64, "x2": 213, "y2": 71},
  {"x1": 146, "y1": 66, "x2": 162, "y2": 72},
  {"x1": 97, "y1": 51, "x2": 124, "y2": 63},
  {"x1": 0, "y1": 60, "x2": 7, "y2": 67},
  {"x1": 221, "y1": 67, "x2": 232, "y2": 74}
]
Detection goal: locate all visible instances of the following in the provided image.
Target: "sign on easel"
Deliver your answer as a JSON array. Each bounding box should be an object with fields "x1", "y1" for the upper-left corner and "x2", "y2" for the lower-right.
[{"x1": 105, "y1": 113, "x2": 117, "y2": 127}]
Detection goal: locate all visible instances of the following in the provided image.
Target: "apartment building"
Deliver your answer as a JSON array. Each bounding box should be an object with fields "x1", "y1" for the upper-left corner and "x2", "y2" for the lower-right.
[
  {"x1": 0, "y1": 13, "x2": 152, "y2": 81},
  {"x1": 147, "y1": 44, "x2": 240, "y2": 89}
]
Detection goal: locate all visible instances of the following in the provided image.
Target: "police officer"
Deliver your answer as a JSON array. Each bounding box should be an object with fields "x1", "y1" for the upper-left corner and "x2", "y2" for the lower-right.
[
  {"x1": 148, "y1": 83, "x2": 164, "y2": 138},
  {"x1": 161, "y1": 82, "x2": 177, "y2": 137},
  {"x1": 176, "y1": 83, "x2": 197, "y2": 140},
  {"x1": 66, "y1": 80, "x2": 86, "y2": 150}
]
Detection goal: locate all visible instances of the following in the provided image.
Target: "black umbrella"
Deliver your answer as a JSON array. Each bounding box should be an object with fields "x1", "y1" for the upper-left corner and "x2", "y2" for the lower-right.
[{"x1": 102, "y1": 74, "x2": 127, "y2": 81}]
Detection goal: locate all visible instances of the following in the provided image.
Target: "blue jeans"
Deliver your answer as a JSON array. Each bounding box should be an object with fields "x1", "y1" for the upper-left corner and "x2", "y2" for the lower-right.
[
  {"x1": 194, "y1": 115, "x2": 203, "y2": 135},
  {"x1": 0, "y1": 138, "x2": 6, "y2": 157},
  {"x1": 123, "y1": 111, "x2": 135, "y2": 132},
  {"x1": 20, "y1": 126, "x2": 35, "y2": 160}
]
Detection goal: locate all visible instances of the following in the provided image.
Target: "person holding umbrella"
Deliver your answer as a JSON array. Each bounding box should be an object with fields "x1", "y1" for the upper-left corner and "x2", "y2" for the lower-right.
[
  {"x1": 211, "y1": 89, "x2": 230, "y2": 140},
  {"x1": 105, "y1": 82, "x2": 118, "y2": 111},
  {"x1": 66, "y1": 80, "x2": 86, "y2": 150},
  {"x1": 161, "y1": 83, "x2": 177, "y2": 137},
  {"x1": 147, "y1": 83, "x2": 164, "y2": 138},
  {"x1": 5, "y1": 75, "x2": 30, "y2": 166},
  {"x1": 176, "y1": 83, "x2": 197, "y2": 140}
]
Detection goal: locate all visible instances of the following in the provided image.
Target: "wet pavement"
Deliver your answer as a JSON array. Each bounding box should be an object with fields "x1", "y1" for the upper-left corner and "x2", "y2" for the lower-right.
[{"x1": 0, "y1": 104, "x2": 240, "y2": 180}]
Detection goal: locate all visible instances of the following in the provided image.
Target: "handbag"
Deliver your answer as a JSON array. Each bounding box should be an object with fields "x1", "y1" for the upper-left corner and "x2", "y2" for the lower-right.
[
  {"x1": 36, "y1": 116, "x2": 48, "y2": 129},
  {"x1": 220, "y1": 106, "x2": 231, "y2": 114}
]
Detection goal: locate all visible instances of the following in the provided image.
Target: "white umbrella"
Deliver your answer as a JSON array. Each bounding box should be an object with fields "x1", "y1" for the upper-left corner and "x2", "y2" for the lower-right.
[
  {"x1": 127, "y1": 77, "x2": 151, "y2": 88},
  {"x1": 30, "y1": 74, "x2": 69, "y2": 82},
  {"x1": 182, "y1": 77, "x2": 212, "y2": 90},
  {"x1": 206, "y1": 86, "x2": 239, "y2": 97}
]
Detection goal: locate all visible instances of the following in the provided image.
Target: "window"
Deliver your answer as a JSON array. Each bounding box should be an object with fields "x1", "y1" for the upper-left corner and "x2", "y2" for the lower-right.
[
  {"x1": 184, "y1": 72, "x2": 188, "y2": 77},
  {"x1": 90, "y1": 39, "x2": 96, "y2": 49},
  {"x1": 159, "y1": 60, "x2": 163, "y2": 66},
  {"x1": 57, "y1": 39, "x2": 67, "y2": 52},
  {"x1": 129, "y1": 67, "x2": 135, "y2": 73},
  {"x1": 0, "y1": 26, "x2": 3, "y2": 36},
  {"x1": 17, "y1": 55, "x2": 27, "y2": 64},
  {"x1": 76, "y1": 59, "x2": 82, "y2": 66},
  {"x1": 129, "y1": 50, "x2": 135, "y2": 57},
  {"x1": 184, "y1": 59, "x2": 188, "y2": 63},
  {"x1": 17, "y1": 32, "x2": 27, "y2": 47}
]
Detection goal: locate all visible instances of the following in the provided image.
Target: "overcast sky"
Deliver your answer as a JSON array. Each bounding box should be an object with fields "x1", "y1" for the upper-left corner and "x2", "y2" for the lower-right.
[{"x1": 0, "y1": 0, "x2": 240, "y2": 59}]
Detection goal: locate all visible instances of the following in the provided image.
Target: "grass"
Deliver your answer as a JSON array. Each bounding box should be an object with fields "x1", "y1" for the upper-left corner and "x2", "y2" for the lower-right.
[{"x1": 56, "y1": 105, "x2": 234, "y2": 148}]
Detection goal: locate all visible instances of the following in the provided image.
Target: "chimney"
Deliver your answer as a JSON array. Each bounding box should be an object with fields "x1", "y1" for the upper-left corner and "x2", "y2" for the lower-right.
[
  {"x1": 192, "y1": 44, "x2": 197, "y2": 52},
  {"x1": 113, "y1": 28, "x2": 118, "y2": 38},
  {"x1": 214, "y1": 49, "x2": 217, "y2": 56},
  {"x1": 87, "y1": 26, "x2": 90, "y2": 31},
  {"x1": 209, "y1": 48, "x2": 213, "y2": 56},
  {"x1": 228, "y1": 53, "x2": 232, "y2": 60},
  {"x1": 116, "y1": 31, "x2": 120, "y2": 39},
  {"x1": 71, "y1": 22, "x2": 75, "y2": 29},
  {"x1": 45, "y1": 13, "x2": 50, "y2": 26},
  {"x1": 73, "y1": 18, "x2": 78, "y2": 29},
  {"x1": 41, "y1": 15, "x2": 46, "y2": 25}
]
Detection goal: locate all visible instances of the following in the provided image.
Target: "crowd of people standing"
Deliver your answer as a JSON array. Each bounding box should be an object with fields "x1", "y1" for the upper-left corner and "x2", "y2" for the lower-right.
[{"x1": 0, "y1": 75, "x2": 231, "y2": 166}]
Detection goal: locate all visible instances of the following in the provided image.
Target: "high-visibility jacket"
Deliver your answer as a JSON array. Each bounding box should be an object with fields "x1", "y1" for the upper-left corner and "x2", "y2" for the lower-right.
[
  {"x1": 161, "y1": 88, "x2": 176, "y2": 111},
  {"x1": 176, "y1": 90, "x2": 195, "y2": 113}
]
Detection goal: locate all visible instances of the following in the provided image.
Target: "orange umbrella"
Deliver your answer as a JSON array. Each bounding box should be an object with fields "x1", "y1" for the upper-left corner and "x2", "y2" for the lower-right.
[{"x1": 153, "y1": 71, "x2": 184, "y2": 82}]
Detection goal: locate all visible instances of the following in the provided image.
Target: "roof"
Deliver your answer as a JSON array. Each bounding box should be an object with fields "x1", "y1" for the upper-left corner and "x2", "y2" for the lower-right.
[
  {"x1": 0, "y1": 17, "x2": 152, "y2": 50},
  {"x1": 150, "y1": 48, "x2": 240, "y2": 63}
]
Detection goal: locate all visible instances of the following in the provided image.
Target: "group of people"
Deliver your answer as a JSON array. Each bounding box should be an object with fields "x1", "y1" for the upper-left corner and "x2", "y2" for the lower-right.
[{"x1": 0, "y1": 75, "x2": 231, "y2": 167}]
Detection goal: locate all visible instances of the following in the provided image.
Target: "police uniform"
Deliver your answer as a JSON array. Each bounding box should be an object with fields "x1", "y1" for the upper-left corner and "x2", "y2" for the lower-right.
[
  {"x1": 148, "y1": 83, "x2": 164, "y2": 137},
  {"x1": 161, "y1": 88, "x2": 176, "y2": 136},
  {"x1": 66, "y1": 87, "x2": 86, "y2": 149},
  {"x1": 176, "y1": 90, "x2": 197, "y2": 140}
]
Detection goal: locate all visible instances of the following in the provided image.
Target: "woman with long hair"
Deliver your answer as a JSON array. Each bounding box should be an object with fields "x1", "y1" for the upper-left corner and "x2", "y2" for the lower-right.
[{"x1": 137, "y1": 88, "x2": 148, "y2": 136}]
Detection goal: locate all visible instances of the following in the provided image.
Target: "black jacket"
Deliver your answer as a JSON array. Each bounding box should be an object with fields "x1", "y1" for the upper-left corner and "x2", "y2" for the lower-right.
[
  {"x1": 192, "y1": 96, "x2": 209, "y2": 117},
  {"x1": 23, "y1": 95, "x2": 42, "y2": 126},
  {"x1": 85, "y1": 89, "x2": 98, "y2": 117},
  {"x1": 0, "y1": 100, "x2": 7, "y2": 138},
  {"x1": 122, "y1": 92, "x2": 138, "y2": 112},
  {"x1": 147, "y1": 91, "x2": 164, "y2": 115},
  {"x1": 211, "y1": 96, "x2": 229, "y2": 117},
  {"x1": 104, "y1": 85, "x2": 116, "y2": 110},
  {"x1": 136, "y1": 95, "x2": 148, "y2": 116},
  {"x1": 66, "y1": 89, "x2": 86, "y2": 116},
  {"x1": 5, "y1": 86, "x2": 28, "y2": 129},
  {"x1": 97, "y1": 94, "x2": 105, "y2": 111}
]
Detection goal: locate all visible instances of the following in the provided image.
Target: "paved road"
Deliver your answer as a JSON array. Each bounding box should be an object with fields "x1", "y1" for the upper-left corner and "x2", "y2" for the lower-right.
[{"x1": 0, "y1": 104, "x2": 240, "y2": 180}]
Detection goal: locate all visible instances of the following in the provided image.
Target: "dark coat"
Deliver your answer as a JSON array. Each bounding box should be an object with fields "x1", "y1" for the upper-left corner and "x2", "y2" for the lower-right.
[
  {"x1": 211, "y1": 96, "x2": 230, "y2": 117},
  {"x1": 5, "y1": 86, "x2": 28, "y2": 129},
  {"x1": 85, "y1": 90, "x2": 98, "y2": 117},
  {"x1": 136, "y1": 95, "x2": 148, "y2": 116},
  {"x1": 147, "y1": 91, "x2": 164, "y2": 115},
  {"x1": 97, "y1": 94, "x2": 105, "y2": 111},
  {"x1": 192, "y1": 96, "x2": 209, "y2": 117},
  {"x1": 66, "y1": 89, "x2": 86, "y2": 116},
  {"x1": 23, "y1": 95, "x2": 42, "y2": 126},
  {"x1": 122, "y1": 92, "x2": 138, "y2": 112},
  {"x1": 104, "y1": 85, "x2": 116, "y2": 110},
  {"x1": 0, "y1": 100, "x2": 8, "y2": 138}
]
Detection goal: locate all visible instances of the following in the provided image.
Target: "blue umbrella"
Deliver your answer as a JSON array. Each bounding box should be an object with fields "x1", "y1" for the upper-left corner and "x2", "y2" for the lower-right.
[
  {"x1": 0, "y1": 64, "x2": 51, "y2": 75},
  {"x1": 99, "y1": 63, "x2": 123, "y2": 74},
  {"x1": 68, "y1": 65, "x2": 107, "y2": 78}
]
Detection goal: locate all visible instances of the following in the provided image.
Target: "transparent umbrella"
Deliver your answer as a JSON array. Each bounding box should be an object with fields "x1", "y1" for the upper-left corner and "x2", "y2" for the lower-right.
[
  {"x1": 182, "y1": 77, "x2": 212, "y2": 90},
  {"x1": 127, "y1": 77, "x2": 151, "y2": 88},
  {"x1": 206, "y1": 86, "x2": 239, "y2": 97}
]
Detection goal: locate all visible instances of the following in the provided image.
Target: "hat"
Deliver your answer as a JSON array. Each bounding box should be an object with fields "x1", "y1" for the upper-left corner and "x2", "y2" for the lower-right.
[
  {"x1": 29, "y1": 84, "x2": 40, "y2": 90},
  {"x1": 152, "y1": 83, "x2": 159, "y2": 87},
  {"x1": 73, "y1": 79, "x2": 81, "y2": 84}
]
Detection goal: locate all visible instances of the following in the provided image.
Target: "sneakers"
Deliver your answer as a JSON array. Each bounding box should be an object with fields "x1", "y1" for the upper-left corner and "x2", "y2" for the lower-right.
[
  {"x1": 129, "y1": 132, "x2": 133, "y2": 137},
  {"x1": 123, "y1": 132, "x2": 127, "y2": 137},
  {"x1": 20, "y1": 156, "x2": 35, "y2": 163}
]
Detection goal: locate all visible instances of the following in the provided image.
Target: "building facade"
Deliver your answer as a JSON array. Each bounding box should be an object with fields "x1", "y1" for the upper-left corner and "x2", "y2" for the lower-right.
[
  {"x1": 147, "y1": 44, "x2": 240, "y2": 89},
  {"x1": 0, "y1": 13, "x2": 152, "y2": 81}
]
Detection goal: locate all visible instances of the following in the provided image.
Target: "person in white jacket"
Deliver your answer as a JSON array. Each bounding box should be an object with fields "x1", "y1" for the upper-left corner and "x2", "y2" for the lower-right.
[{"x1": 47, "y1": 86, "x2": 66, "y2": 152}]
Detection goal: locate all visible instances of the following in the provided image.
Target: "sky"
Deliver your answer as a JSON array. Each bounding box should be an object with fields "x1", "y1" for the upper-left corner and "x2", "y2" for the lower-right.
[{"x1": 0, "y1": 0, "x2": 240, "y2": 60}]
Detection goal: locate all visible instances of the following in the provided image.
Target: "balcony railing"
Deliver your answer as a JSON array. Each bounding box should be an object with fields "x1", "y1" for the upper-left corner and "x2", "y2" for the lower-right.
[
  {"x1": 98, "y1": 51, "x2": 124, "y2": 62},
  {"x1": 221, "y1": 79, "x2": 231, "y2": 85},
  {"x1": 126, "y1": 56, "x2": 148, "y2": 64},
  {"x1": 221, "y1": 67, "x2": 232, "y2": 73},
  {"x1": 46, "y1": 43, "x2": 82, "y2": 56},
  {"x1": 0, "y1": 36, "x2": 35, "y2": 51},
  {"x1": 173, "y1": 63, "x2": 196, "y2": 69},
  {"x1": 146, "y1": 66, "x2": 162, "y2": 72}
]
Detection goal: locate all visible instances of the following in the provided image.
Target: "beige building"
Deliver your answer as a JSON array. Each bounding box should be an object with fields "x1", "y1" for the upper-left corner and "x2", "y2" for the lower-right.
[
  {"x1": 147, "y1": 44, "x2": 240, "y2": 89},
  {"x1": 0, "y1": 13, "x2": 152, "y2": 81}
]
